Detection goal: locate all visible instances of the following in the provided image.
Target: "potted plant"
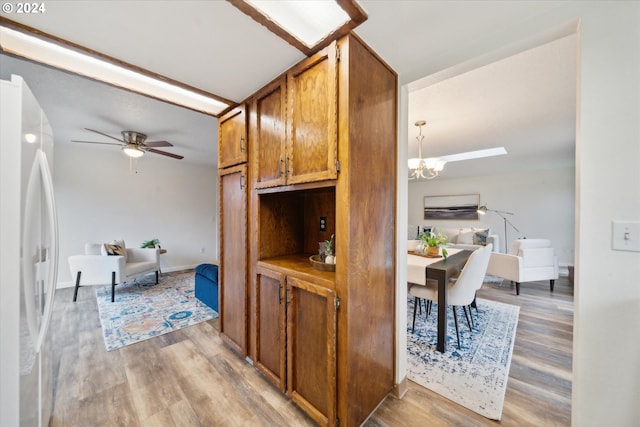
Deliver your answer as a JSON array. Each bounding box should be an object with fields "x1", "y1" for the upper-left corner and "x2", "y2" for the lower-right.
[
  {"x1": 141, "y1": 238, "x2": 161, "y2": 249},
  {"x1": 324, "y1": 234, "x2": 335, "y2": 264},
  {"x1": 420, "y1": 231, "x2": 448, "y2": 258}
]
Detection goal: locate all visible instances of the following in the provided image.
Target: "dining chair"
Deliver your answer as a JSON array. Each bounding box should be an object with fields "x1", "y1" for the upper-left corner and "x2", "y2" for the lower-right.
[{"x1": 409, "y1": 244, "x2": 493, "y2": 349}]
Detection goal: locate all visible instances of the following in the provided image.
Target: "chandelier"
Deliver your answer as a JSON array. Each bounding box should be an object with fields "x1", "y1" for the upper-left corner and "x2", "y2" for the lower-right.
[{"x1": 408, "y1": 120, "x2": 446, "y2": 180}]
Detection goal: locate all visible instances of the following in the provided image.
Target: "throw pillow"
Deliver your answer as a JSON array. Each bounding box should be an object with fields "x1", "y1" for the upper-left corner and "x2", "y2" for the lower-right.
[
  {"x1": 457, "y1": 229, "x2": 475, "y2": 244},
  {"x1": 474, "y1": 228, "x2": 490, "y2": 245},
  {"x1": 103, "y1": 243, "x2": 125, "y2": 257},
  {"x1": 101, "y1": 239, "x2": 127, "y2": 260}
]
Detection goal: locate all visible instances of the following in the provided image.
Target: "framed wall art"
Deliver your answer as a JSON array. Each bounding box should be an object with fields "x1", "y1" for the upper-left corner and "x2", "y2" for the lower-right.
[{"x1": 424, "y1": 194, "x2": 479, "y2": 220}]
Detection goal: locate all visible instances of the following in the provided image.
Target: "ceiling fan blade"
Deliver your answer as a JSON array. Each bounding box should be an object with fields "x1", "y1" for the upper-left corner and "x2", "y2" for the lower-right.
[
  {"x1": 84, "y1": 128, "x2": 125, "y2": 143},
  {"x1": 146, "y1": 147, "x2": 184, "y2": 159},
  {"x1": 145, "y1": 140, "x2": 173, "y2": 147},
  {"x1": 72, "y1": 140, "x2": 123, "y2": 146},
  {"x1": 439, "y1": 147, "x2": 507, "y2": 163}
]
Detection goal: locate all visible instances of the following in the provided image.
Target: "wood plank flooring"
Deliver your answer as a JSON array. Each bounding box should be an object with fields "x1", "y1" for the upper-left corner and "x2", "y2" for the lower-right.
[{"x1": 49, "y1": 274, "x2": 572, "y2": 426}]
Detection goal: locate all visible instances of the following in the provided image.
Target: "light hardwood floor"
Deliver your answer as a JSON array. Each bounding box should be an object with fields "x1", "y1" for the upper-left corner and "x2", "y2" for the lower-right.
[{"x1": 49, "y1": 274, "x2": 572, "y2": 426}]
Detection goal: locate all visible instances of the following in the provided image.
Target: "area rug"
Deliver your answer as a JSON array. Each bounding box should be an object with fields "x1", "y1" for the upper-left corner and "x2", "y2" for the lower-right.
[
  {"x1": 95, "y1": 272, "x2": 218, "y2": 351},
  {"x1": 406, "y1": 296, "x2": 519, "y2": 420}
]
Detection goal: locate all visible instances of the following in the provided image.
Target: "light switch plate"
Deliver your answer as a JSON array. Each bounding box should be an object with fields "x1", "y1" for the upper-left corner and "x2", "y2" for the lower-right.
[{"x1": 612, "y1": 221, "x2": 640, "y2": 252}]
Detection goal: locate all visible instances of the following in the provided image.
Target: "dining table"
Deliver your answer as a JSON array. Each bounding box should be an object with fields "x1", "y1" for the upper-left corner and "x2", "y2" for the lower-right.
[{"x1": 407, "y1": 248, "x2": 473, "y2": 352}]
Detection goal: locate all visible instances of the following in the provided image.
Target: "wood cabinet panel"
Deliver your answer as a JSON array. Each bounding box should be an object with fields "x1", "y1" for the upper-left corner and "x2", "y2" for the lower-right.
[
  {"x1": 253, "y1": 79, "x2": 287, "y2": 189},
  {"x1": 335, "y1": 35, "x2": 397, "y2": 427},
  {"x1": 286, "y1": 43, "x2": 338, "y2": 185},
  {"x1": 254, "y1": 266, "x2": 286, "y2": 392},
  {"x1": 287, "y1": 276, "x2": 337, "y2": 427},
  {"x1": 219, "y1": 164, "x2": 248, "y2": 356},
  {"x1": 224, "y1": 33, "x2": 396, "y2": 427},
  {"x1": 218, "y1": 106, "x2": 246, "y2": 168}
]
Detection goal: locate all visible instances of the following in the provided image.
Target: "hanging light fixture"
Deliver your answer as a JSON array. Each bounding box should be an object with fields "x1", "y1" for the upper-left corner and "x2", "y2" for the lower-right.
[
  {"x1": 122, "y1": 144, "x2": 144, "y2": 158},
  {"x1": 408, "y1": 120, "x2": 446, "y2": 180}
]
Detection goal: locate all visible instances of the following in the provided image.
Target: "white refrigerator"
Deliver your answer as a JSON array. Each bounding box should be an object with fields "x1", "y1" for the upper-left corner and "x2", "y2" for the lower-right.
[{"x1": 1, "y1": 75, "x2": 59, "y2": 427}]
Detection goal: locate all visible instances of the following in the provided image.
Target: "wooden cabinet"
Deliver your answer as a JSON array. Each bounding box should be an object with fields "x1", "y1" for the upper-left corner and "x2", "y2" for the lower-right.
[
  {"x1": 218, "y1": 106, "x2": 247, "y2": 168},
  {"x1": 254, "y1": 265, "x2": 337, "y2": 427},
  {"x1": 253, "y1": 43, "x2": 338, "y2": 189},
  {"x1": 218, "y1": 164, "x2": 248, "y2": 356},
  {"x1": 222, "y1": 33, "x2": 397, "y2": 427}
]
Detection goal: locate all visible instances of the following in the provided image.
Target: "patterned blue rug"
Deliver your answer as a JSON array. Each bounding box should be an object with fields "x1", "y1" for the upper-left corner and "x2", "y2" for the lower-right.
[
  {"x1": 96, "y1": 272, "x2": 217, "y2": 351},
  {"x1": 407, "y1": 296, "x2": 519, "y2": 420}
]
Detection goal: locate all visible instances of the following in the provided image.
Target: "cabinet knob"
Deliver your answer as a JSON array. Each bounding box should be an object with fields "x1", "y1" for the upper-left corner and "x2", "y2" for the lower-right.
[{"x1": 239, "y1": 136, "x2": 245, "y2": 152}]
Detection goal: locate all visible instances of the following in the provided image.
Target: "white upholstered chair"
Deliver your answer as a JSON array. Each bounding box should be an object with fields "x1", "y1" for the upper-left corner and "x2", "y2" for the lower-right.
[
  {"x1": 409, "y1": 244, "x2": 493, "y2": 349},
  {"x1": 486, "y1": 238, "x2": 559, "y2": 295},
  {"x1": 68, "y1": 242, "x2": 159, "y2": 302}
]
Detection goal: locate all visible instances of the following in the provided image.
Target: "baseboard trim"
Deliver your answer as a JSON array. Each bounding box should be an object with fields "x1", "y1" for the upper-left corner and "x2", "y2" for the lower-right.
[{"x1": 391, "y1": 376, "x2": 408, "y2": 399}]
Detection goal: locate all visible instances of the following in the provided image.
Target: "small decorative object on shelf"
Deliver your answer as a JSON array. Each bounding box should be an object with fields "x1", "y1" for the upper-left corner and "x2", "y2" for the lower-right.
[
  {"x1": 141, "y1": 238, "x2": 161, "y2": 249},
  {"x1": 318, "y1": 242, "x2": 327, "y2": 261},
  {"x1": 309, "y1": 255, "x2": 336, "y2": 272},
  {"x1": 324, "y1": 234, "x2": 335, "y2": 264},
  {"x1": 420, "y1": 231, "x2": 448, "y2": 258}
]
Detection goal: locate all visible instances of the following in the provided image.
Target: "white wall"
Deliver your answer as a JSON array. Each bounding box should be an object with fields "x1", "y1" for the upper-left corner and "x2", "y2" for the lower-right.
[
  {"x1": 395, "y1": 2, "x2": 640, "y2": 425},
  {"x1": 54, "y1": 143, "x2": 218, "y2": 287},
  {"x1": 408, "y1": 167, "x2": 575, "y2": 265}
]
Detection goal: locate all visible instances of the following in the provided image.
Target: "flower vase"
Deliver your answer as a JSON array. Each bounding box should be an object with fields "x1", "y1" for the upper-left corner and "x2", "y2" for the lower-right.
[{"x1": 427, "y1": 246, "x2": 439, "y2": 257}]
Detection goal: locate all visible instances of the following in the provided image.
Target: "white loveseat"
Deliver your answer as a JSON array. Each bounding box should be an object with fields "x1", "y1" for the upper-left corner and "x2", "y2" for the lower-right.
[
  {"x1": 486, "y1": 238, "x2": 559, "y2": 295},
  {"x1": 433, "y1": 226, "x2": 500, "y2": 252},
  {"x1": 68, "y1": 242, "x2": 159, "y2": 302}
]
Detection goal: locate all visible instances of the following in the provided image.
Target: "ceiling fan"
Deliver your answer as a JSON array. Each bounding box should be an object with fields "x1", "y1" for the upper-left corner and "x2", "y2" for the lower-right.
[{"x1": 72, "y1": 128, "x2": 184, "y2": 160}]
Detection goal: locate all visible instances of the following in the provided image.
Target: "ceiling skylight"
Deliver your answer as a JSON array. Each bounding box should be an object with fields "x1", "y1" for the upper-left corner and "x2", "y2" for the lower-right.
[
  {"x1": 0, "y1": 25, "x2": 231, "y2": 116},
  {"x1": 230, "y1": 0, "x2": 367, "y2": 55},
  {"x1": 439, "y1": 147, "x2": 508, "y2": 163},
  {"x1": 246, "y1": 0, "x2": 350, "y2": 47}
]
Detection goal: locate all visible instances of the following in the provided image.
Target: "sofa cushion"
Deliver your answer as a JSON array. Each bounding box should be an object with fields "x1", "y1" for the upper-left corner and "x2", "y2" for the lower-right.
[
  {"x1": 457, "y1": 229, "x2": 476, "y2": 244},
  {"x1": 125, "y1": 261, "x2": 157, "y2": 276},
  {"x1": 509, "y1": 238, "x2": 552, "y2": 255}
]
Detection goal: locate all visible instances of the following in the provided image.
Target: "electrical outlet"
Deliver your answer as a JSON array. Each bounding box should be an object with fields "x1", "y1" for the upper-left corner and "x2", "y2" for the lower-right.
[
  {"x1": 320, "y1": 216, "x2": 327, "y2": 232},
  {"x1": 200, "y1": 247, "x2": 205, "y2": 254}
]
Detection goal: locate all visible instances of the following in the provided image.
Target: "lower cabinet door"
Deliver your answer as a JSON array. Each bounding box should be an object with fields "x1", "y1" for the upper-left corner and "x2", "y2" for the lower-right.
[
  {"x1": 254, "y1": 266, "x2": 287, "y2": 391},
  {"x1": 286, "y1": 276, "x2": 337, "y2": 427}
]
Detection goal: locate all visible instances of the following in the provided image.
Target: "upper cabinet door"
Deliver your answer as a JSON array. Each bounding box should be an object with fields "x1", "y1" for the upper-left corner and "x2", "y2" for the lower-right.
[
  {"x1": 218, "y1": 106, "x2": 247, "y2": 168},
  {"x1": 286, "y1": 42, "x2": 338, "y2": 185},
  {"x1": 253, "y1": 78, "x2": 287, "y2": 189}
]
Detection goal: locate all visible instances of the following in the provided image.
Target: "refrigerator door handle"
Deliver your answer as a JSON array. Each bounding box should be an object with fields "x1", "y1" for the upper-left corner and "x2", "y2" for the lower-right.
[
  {"x1": 22, "y1": 150, "x2": 58, "y2": 352},
  {"x1": 37, "y1": 150, "x2": 58, "y2": 352}
]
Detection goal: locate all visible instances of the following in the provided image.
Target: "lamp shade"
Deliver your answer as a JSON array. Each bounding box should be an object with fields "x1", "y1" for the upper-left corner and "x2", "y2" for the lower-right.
[
  {"x1": 408, "y1": 158, "x2": 423, "y2": 169},
  {"x1": 122, "y1": 144, "x2": 144, "y2": 158}
]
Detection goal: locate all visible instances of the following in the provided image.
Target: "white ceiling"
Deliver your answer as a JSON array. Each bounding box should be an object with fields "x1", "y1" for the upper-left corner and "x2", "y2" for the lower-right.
[{"x1": 0, "y1": 1, "x2": 576, "y2": 172}]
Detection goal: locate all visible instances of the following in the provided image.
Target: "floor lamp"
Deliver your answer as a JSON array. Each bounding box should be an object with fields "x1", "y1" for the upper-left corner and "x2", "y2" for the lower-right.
[{"x1": 477, "y1": 205, "x2": 519, "y2": 252}]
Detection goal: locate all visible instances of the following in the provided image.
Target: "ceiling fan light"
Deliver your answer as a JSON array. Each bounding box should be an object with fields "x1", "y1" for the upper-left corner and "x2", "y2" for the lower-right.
[{"x1": 122, "y1": 144, "x2": 144, "y2": 158}]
